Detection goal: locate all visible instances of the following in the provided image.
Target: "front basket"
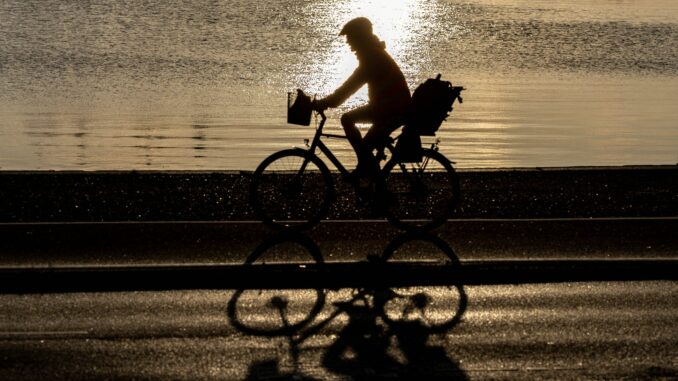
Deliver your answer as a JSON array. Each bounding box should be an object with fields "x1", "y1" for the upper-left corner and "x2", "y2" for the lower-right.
[{"x1": 287, "y1": 89, "x2": 312, "y2": 126}]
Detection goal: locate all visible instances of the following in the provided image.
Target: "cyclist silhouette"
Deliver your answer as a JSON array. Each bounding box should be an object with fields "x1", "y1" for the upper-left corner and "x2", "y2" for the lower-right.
[{"x1": 313, "y1": 17, "x2": 411, "y2": 181}]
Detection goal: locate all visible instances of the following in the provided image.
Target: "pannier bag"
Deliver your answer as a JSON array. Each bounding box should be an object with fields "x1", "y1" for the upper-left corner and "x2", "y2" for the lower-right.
[
  {"x1": 394, "y1": 128, "x2": 423, "y2": 162},
  {"x1": 287, "y1": 89, "x2": 313, "y2": 126},
  {"x1": 407, "y1": 74, "x2": 463, "y2": 136}
]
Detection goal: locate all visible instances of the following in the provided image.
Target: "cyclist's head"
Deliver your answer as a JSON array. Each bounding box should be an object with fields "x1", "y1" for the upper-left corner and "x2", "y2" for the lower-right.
[
  {"x1": 340, "y1": 17, "x2": 379, "y2": 52},
  {"x1": 340, "y1": 17, "x2": 373, "y2": 38}
]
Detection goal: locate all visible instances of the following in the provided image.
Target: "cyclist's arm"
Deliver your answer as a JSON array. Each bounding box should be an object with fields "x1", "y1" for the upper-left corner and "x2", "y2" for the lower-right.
[{"x1": 316, "y1": 67, "x2": 366, "y2": 109}]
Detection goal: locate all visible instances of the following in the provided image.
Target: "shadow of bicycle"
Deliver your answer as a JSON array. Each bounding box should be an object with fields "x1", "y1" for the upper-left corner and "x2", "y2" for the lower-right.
[
  {"x1": 227, "y1": 232, "x2": 327, "y2": 337},
  {"x1": 229, "y1": 231, "x2": 469, "y2": 380}
]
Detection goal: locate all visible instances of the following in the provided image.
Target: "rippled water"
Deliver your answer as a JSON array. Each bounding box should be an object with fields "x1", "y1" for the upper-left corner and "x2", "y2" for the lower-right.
[{"x1": 1, "y1": 0, "x2": 677, "y2": 170}]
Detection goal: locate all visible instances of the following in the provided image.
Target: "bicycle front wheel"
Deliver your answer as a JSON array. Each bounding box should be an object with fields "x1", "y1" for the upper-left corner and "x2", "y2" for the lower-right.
[
  {"x1": 381, "y1": 149, "x2": 460, "y2": 232},
  {"x1": 250, "y1": 148, "x2": 334, "y2": 230}
]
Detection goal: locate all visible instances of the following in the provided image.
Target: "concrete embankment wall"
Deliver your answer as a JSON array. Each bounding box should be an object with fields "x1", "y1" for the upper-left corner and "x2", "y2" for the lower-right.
[{"x1": 1, "y1": 166, "x2": 676, "y2": 222}]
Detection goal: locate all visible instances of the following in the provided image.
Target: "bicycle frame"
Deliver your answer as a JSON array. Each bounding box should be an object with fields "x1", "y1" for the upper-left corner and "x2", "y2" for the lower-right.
[
  {"x1": 303, "y1": 111, "x2": 351, "y2": 178},
  {"x1": 303, "y1": 111, "x2": 410, "y2": 178},
  {"x1": 249, "y1": 108, "x2": 460, "y2": 231}
]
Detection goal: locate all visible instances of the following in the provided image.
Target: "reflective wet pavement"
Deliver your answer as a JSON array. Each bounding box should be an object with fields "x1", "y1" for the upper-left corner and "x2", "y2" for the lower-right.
[
  {"x1": 1, "y1": 282, "x2": 676, "y2": 380},
  {"x1": 1, "y1": 219, "x2": 676, "y2": 379}
]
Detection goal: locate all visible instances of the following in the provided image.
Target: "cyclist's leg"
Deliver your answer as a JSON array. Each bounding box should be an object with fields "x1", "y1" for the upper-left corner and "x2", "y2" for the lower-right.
[
  {"x1": 362, "y1": 114, "x2": 403, "y2": 161},
  {"x1": 341, "y1": 105, "x2": 374, "y2": 167}
]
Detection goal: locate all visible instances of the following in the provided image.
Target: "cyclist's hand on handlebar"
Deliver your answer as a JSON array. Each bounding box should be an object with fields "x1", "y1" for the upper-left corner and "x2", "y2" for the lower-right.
[{"x1": 312, "y1": 99, "x2": 328, "y2": 112}]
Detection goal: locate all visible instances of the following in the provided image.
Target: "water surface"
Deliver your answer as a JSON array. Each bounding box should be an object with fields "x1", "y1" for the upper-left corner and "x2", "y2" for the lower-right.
[{"x1": 1, "y1": 0, "x2": 677, "y2": 170}]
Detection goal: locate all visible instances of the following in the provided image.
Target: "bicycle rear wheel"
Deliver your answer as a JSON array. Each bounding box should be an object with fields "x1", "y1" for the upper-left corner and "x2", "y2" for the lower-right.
[
  {"x1": 381, "y1": 149, "x2": 460, "y2": 232},
  {"x1": 250, "y1": 148, "x2": 334, "y2": 230}
]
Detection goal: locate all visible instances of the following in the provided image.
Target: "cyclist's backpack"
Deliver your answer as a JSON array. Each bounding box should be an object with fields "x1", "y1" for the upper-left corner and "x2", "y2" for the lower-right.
[{"x1": 407, "y1": 74, "x2": 463, "y2": 136}]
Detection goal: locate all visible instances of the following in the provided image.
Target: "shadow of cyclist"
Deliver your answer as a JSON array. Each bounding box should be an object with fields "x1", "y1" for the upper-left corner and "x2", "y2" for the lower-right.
[
  {"x1": 320, "y1": 290, "x2": 468, "y2": 380},
  {"x1": 320, "y1": 232, "x2": 469, "y2": 380},
  {"x1": 232, "y1": 232, "x2": 469, "y2": 380},
  {"x1": 389, "y1": 319, "x2": 469, "y2": 380},
  {"x1": 320, "y1": 292, "x2": 402, "y2": 379}
]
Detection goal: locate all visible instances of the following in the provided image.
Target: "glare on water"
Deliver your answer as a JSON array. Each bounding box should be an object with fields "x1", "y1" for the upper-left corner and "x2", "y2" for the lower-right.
[{"x1": 1, "y1": 0, "x2": 677, "y2": 170}]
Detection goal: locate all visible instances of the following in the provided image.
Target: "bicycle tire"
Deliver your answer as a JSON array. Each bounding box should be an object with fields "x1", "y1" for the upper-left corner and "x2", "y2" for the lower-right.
[
  {"x1": 381, "y1": 149, "x2": 460, "y2": 232},
  {"x1": 250, "y1": 148, "x2": 334, "y2": 231}
]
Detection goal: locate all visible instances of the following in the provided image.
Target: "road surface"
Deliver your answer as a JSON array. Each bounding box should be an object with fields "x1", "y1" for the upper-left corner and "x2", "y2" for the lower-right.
[
  {"x1": 1, "y1": 219, "x2": 676, "y2": 379},
  {"x1": 1, "y1": 282, "x2": 676, "y2": 380}
]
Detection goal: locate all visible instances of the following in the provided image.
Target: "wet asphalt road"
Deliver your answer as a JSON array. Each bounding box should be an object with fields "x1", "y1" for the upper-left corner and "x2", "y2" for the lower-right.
[
  {"x1": 1, "y1": 219, "x2": 676, "y2": 379},
  {"x1": 1, "y1": 282, "x2": 677, "y2": 380}
]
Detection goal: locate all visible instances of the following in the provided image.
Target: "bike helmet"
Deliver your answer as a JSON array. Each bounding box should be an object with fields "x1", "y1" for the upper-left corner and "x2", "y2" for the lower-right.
[{"x1": 339, "y1": 17, "x2": 373, "y2": 37}]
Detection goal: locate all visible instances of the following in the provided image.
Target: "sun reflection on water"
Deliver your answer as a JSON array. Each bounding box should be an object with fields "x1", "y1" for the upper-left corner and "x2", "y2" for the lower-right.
[
  {"x1": 5, "y1": 0, "x2": 676, "y2": 170},
  {"x1": 295, "y1": 0, "x2": 442, "y2": 110}
]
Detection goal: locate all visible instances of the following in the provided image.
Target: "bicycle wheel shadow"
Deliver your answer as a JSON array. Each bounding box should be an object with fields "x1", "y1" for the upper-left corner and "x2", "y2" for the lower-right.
[
  {"x1": 230, "y1": 231, "x2": 469, "y2": 380},
  {"x1": 226, "y1": 231, "x2": 326, "y2": 337}
]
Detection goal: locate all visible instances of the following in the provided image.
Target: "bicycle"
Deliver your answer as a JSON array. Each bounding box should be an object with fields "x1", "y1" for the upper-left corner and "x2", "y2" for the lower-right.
[{"x1": 249, "y1": 104, "x2": 461, "y2": 232}]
